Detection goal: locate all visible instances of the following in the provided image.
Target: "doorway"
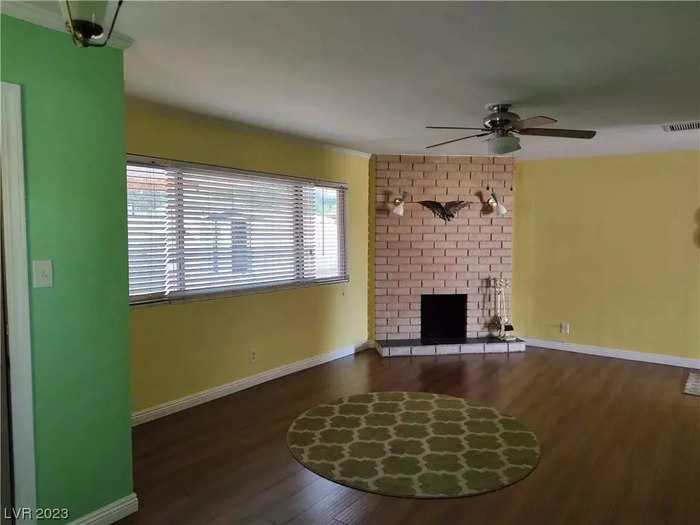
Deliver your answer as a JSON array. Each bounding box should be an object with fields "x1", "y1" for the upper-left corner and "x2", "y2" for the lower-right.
[
  {"x1": 1, "y1": 181, "x2": 12, "y2": 523},
  {"x1": 1, "y1": 81, "x2": 37, "y2": 524}
]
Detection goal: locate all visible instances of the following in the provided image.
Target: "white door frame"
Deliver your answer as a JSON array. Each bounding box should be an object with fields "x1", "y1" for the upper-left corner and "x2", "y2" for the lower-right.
[{"x1": 1, "y1": 81, "x2": 37, "y2": 525}]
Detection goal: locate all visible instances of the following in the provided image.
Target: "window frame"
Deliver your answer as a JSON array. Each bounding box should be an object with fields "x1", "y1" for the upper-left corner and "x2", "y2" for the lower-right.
[{"x1": 127, "y1": 154, "x2": 350, "y2": 307}]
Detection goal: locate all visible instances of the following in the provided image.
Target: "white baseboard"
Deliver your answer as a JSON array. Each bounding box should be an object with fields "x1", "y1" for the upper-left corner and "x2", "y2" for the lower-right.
[
  {"x1": 132, "y1": 341, "x2": 369, "y2": 426},
  {"x1": 524, "y1": 337, "x2": 700, "y2": 369},
  {"x1": 68, "y1": 493, "x2": 138, "y2": 525},
  {"x1": 356, "y1": 340, "x2": 378, "y2": 352}
]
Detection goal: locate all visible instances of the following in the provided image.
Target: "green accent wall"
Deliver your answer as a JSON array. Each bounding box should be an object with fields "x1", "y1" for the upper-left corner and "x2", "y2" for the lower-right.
[{"x1": 1, "y1": 15, "x2": 133, "y2": 521}]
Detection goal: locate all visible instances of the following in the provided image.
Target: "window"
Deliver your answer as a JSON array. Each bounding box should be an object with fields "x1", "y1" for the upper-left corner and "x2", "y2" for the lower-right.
[{"x1": 126, "y1": 156, "x2": 348, "y2": 304}]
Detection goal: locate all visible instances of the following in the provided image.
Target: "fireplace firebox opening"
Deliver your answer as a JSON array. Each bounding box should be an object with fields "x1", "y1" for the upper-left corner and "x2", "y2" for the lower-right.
[{"x1": 420, "y1": 294, "x2": 467, "y2": 342}]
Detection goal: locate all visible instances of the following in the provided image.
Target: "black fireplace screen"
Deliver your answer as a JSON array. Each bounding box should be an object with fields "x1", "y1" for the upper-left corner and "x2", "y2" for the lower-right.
[{"x1": 420, "y1": 294, "x2": 466, "y2": 341}]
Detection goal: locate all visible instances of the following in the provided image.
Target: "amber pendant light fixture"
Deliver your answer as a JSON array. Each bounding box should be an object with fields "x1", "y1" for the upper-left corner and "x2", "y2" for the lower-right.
[{"x1": 60, "y1": 0, "x2": 124, "y2": 47}]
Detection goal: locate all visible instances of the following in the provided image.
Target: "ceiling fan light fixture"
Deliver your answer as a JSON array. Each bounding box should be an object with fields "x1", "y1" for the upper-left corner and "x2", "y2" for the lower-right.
[
  {"x1": 487, "y1": 133, "x2": 521, "y2": 155},
  {"x1": 425, "y1": 103, "x2": 595, "y2": 151}
]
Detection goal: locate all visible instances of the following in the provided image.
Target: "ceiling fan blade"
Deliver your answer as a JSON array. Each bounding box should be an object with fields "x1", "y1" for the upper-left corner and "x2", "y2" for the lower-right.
[
  {"x1": 514, "y1": 116, "x2": 557, "y2": 129},
  {"x1": 426, "y1": 126, "x2": 486, "y2": 130},
  {"x1": 425, "y1": 132, "x2": 493, "y2": 149},
  {"x1": 517, "y1": 128, "x2": 596, "y2": 139}
]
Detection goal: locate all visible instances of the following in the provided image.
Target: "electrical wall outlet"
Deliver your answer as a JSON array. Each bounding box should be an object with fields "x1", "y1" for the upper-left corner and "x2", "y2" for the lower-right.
[
  {"x1": 32, "y1": 260, "x2": 53, "y2": 288},
  {"x1": 249, "y1": 350, "x2": 257, "y2": 363},
  {"x1": 561, "y1": 322, "x2": 570, "y2": 335}
]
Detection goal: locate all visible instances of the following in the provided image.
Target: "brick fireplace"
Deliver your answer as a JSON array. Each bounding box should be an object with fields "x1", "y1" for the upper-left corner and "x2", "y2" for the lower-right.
[{"x1": 374, "y1": 154, "x2": 514, "y2": 346}]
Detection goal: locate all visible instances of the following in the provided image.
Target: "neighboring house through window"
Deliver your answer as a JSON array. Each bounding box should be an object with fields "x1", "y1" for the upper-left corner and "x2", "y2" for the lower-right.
[{"x1": 126, "y1": 156, "x2": 348, "y2": 304}]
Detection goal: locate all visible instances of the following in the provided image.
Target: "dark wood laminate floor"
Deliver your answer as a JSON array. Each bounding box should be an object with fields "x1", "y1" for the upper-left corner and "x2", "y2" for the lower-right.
[{"x1": 119, "y1": 347, "x2": 700, "y2": 525}]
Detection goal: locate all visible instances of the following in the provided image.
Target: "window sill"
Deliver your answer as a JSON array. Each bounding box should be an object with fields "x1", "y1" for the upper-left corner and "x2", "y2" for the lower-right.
[{"x1": 129, "y1": 277, "x2": 350, "y2": 309}]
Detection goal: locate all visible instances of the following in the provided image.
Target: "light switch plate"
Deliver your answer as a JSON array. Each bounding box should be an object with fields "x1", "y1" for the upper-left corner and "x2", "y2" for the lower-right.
[{"x1": 32, "y1": 260, "x2": 53, "y2": 288}]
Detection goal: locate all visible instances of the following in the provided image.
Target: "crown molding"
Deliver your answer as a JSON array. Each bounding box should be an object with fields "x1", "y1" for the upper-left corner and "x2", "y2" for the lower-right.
[
  {"x1": 321, "y1": 144, "x2": 372, "y2": 159},
  {"x1": 1, "y1": 1, "x2": 133, "y2": 49}
]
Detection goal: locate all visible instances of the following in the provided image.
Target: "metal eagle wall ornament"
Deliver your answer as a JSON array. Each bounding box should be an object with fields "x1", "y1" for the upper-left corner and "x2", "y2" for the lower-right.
[{"x1": 418, "y1": 200, "x2": 468, "y2": 222}]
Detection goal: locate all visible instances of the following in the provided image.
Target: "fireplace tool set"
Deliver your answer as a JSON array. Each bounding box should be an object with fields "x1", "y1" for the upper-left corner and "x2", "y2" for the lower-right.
[{"x1": 493, "y1": 278, "x2": 516, "y2": 341}]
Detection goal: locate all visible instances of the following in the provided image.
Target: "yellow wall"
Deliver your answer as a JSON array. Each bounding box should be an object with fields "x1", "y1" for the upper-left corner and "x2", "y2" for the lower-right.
[
  {"x1": 514, "y1": 150, "x2": 700, "y2": 359},
  {"x1": 127, "y1": 102, "x2": 369, "y2": 412}
]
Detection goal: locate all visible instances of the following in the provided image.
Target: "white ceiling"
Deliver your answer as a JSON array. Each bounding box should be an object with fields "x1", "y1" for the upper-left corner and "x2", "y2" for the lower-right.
[{"x1": 27, "y1": 1, "x2": 700, "y2": 158}]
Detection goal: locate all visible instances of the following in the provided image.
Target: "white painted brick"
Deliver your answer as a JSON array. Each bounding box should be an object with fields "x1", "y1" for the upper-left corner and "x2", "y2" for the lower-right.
[
  {"x1": 389, "y1": 347, "x2": 412, "y2": 357},
  {"x1": 376, "y1": 346, "x2": 389, "y2": 357},
  {"x1": 508, "y1": 341, "x2": 526, "y2": 352},
  {"x1": 460, "y1": 343, "x2": 485, "y2": 354},
  {"x1": 435, "y1": 344, "x2": 461, "y2": 355},
  {"x1": 484, "y1": 342, "x2": 508, "y2": 353},
  {"x1": 411, "y1": 346, "x2": 436, "y2": 356}
]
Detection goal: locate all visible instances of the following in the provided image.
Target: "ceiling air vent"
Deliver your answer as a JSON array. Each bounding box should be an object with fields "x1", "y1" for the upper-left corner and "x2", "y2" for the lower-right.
[{"x1": 662, "y1": 121, "x2": 700, "y2": 132}]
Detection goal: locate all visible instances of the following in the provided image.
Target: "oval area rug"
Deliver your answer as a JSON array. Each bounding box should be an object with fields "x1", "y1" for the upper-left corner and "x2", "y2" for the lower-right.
[{"x1": 287, "y1": 391, "x2": 539, "y2": 498}]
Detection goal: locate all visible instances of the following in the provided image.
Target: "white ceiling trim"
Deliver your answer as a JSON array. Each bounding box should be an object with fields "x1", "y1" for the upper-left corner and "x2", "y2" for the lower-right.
[
  {"x1": 321, "y1": 145, "x2": 372, "y2": 159},
  {"x1": 1, "y1": 1, "x2": 133, "y2": 49}
]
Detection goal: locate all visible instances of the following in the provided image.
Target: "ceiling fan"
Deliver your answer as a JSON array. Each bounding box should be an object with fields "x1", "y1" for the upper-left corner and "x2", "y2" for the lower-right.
[{"x1": 426, "y1": 103, "x2": 596, "y2": 154}]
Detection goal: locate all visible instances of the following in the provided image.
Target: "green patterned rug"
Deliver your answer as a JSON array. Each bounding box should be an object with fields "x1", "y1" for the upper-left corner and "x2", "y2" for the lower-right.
[{"x1": 287, "y1": 392, "x2": 540, "y2": 498}]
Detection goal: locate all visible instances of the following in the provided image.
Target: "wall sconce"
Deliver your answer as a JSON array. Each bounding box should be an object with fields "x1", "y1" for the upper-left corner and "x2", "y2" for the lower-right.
[
  {"x1": 487, "y1": 192, "x2": 508, "y2": 216},
  {"x1": 60, "y1": 0, "x2": 124, "y2": 47},
  {"x1": 389, "y1": 191, "x2": 408, "y2": 216}
]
